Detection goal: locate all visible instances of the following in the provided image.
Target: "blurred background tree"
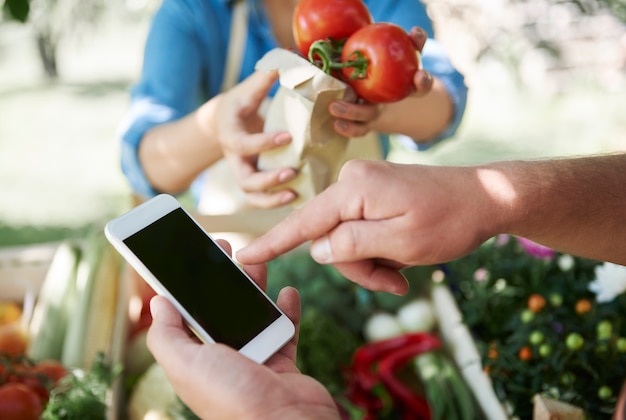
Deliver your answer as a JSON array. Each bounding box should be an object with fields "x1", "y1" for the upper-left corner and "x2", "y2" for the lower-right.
[
  {"x1": 3, "y1": 0, "x2": 113, "y2": 78},
  {"x1": 2, "y1": 0, "x2": 624, "y2": 82},
  {"x1": 422, "y1": 0, "x2": 625, "y2": 94}
]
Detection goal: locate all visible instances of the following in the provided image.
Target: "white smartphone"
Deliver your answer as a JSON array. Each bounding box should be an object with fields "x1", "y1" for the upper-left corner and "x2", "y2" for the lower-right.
[{"x1": 104, "y1": 194, "x2": 295, "y2": 364}]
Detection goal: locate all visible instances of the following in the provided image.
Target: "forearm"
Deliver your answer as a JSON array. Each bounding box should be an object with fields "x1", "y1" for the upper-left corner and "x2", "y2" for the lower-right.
[
  {"x1": 139, "y1": 96, "x2": 223, "y2": 193},
  {"x1": 483, "y1": 154, "x2": 626, "y2": 264},
  {"x1": 373, "y1": 78, "x2": 453, "y2": 142}
]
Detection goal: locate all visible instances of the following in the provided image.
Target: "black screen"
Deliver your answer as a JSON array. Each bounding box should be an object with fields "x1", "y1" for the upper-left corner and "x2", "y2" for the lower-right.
[{"x1": 124, "y1": 208, "x2": 281, "y2": 349}]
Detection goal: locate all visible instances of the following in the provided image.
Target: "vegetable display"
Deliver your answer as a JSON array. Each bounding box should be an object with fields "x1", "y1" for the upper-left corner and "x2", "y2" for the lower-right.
[
  {"x1": 0, "y1": 354, "x2": 68, "y2": 419},
  {"x1": 266, "y1": 253, "x2": 485, "y2": 420},
  {"x1": 0, "y1": 228, "x2": 127, "y2": 418},
  {"x1": 292, "y1": 0, "x2": 420, "y2": 103}
]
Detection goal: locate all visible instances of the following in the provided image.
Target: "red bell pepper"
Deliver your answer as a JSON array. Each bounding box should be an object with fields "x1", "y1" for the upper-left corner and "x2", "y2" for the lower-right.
[{"x1": 343, "y1": 332, "x2": 441, "y2": 419}]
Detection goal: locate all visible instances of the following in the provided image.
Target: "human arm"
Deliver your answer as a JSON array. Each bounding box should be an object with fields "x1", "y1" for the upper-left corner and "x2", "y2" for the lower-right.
[
  {"x1": 329, "y1": 27, "x2": 454, "y2": 143},
  {"x1": 146, "y1": 240, "x2": 340, "y2": 419},
  {"x1": 139, "y1": 71, "x2": 299, "y2": 207},
  {"x1": 328, "y1": 0, "x2": 468, "y2": 146},
  {"x1": 120, "y1": 0, "x2": 298, "y2": 207},
  {"x1": 236, "y1": 155, "x2": 626, "y2": 294}
]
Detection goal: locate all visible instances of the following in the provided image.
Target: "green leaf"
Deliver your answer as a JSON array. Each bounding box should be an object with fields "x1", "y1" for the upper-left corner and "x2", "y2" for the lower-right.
[{"x1": 3, "y1": 0, "x2": 30, "y2": 23}]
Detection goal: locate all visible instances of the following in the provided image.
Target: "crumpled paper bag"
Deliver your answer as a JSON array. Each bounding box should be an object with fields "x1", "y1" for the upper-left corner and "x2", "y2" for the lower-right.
[{"x1": 255, "y1": 48, "x2": 358, "y2": 207}]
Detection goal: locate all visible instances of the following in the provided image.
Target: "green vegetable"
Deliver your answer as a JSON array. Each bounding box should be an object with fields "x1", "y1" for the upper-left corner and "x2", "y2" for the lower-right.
[
  {"x1": 27, "y1": 240, "x2": 81, "y2": 361},
  {"x1": 41, "y1": 352, "x2": 121, "y2": 420},
  {"x1": 297, "y1": 308, "x2": 364, "y2": 395},
  {"x1": 413, "y1": 350, "x2": 479, "y2": 420}
]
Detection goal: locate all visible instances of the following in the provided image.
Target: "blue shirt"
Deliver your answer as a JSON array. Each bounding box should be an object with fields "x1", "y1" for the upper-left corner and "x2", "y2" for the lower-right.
[{"x1": 119, "y1": 0, "x2": 468, "y2": 202}]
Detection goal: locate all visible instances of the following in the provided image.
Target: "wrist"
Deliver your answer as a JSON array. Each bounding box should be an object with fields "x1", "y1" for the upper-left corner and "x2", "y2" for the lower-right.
[
  {"x1": 195, "y1": 94, "x2": 224, "y2": 160},
  {"x1": 472, "y1": 161, "x2": 523, "y2": 240}
]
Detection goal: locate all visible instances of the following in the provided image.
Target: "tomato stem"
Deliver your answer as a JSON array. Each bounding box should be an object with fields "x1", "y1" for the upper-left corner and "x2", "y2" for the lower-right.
[{"x1": 308, "y1": 39, "x2": 368, "y2": 79}]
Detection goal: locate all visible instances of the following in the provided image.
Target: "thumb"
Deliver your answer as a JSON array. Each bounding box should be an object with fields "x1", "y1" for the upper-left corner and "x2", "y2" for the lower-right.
[
  {"x1": 149, "y1": 295, "x2": 181, "y2": 326},
  {"x1": 309, "y1": 219, "x2": 404, "y2": 264},
  {"x1": 147, "y1": 296, "x2": 198, "y2": 356}
]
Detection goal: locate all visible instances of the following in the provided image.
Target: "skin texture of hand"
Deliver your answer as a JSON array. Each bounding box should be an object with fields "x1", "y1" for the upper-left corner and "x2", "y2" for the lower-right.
[
  {"x1": 212, "y1": 70, "x2": 299, "y2": 208},
  {"x1": 237, "y1": 155, "x2": 626, "y2": 294},
  {"x1": 328, "y1": 27, "x2": 449, "y2": 142},
  {"x1": 139, "y1": 70, "x2": 299, "y2": 208},
  {"x1": 146, "y1": 240, "x2": 340, "y2": 420},
  {"x1": 238, "y1": 160, "x2": 490, "y2": 295}
]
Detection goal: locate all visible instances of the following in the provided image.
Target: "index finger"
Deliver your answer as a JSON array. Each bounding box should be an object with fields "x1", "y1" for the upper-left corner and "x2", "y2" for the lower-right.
[{"x1": 236, "y1": 184, "x2": 349, "y2": 264}]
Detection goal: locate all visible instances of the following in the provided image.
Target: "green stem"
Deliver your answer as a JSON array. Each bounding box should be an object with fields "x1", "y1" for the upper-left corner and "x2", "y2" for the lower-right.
[{"x1": 308, "y1": 40, "x2": 368, "y2": 79}]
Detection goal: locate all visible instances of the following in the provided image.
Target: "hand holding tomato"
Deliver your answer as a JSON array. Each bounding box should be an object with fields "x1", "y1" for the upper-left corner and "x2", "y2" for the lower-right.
[
  {"x1": 328, "y1": 26, "x2": 433, "y2": 137},
  {"x1": 340, "y1": 23, "x2": 420, "y2": 103}
]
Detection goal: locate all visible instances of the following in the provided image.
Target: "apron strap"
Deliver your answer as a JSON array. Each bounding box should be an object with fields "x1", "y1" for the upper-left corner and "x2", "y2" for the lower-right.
[{"x1": 220, "y1": 0, "x2": 248, "y2": 92}]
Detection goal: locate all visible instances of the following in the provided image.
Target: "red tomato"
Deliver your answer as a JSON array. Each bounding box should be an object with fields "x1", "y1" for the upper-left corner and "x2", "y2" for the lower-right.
[
  {"x1": 7, "y1": 360, "x2": 67, "y2": 404},
  {"x1": 0, "y1": 323, "x2": 28, "y2": 357},
  {"x1": 341, "y1": 23, "x2": 419, "y2": 103},
  {"x1": 0, "y1": 383, "x2": 43, "y2": 420},
  {"x1": 0, "y1": 364, "x2": 6, "y2": 385},
  {"x1": 31, "y1": 360, "x2": 68, "y2": 385},
  {"x1": 293, "y1": 0, "x2": 372, "y2": 57}
]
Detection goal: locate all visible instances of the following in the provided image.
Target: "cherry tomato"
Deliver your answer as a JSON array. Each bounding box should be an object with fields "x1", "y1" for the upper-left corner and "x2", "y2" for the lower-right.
[
  {"x1": 520, "y1": 308, "x2": 535, "y2": 323},
  {"x1": 293, "y1": 0, "x2": 372, "y2": 57},
  {"x1": 518, "y1": 346, "x2": 533, "y2": 361},
  {"x1": 6, "y1": 360, "x2": 67, "y2": 404},
  {"x1": 31, "y1": 360, "x2": 68, "y2": 386},
  {"x1": 0, "y1": 323, "x2": 28, "y2": 357},
  {"x1": 566, "y1": 332, "x2": 584, "y2": 351},
  {"x1": 527, "y1": 293, "x2": 546, "y2": 313},
  {"x1": 575, "y1": 299, "x2": 592, "y2": 314},
  {"x1": 538, "y1": 343, "x2": 552, "y2": 357},
  {"x1": 598, "y1": 385, "x2": 613, "y2": 400},
  {"x1": 0, "y1": 383, "x2": 43, "y2": 420},
  {"x1": 341, "y1": 23, "x2": 419, "y2": 103},
  {"x1": 529, "y1": 330, "x2": 544, "y2": 345}
]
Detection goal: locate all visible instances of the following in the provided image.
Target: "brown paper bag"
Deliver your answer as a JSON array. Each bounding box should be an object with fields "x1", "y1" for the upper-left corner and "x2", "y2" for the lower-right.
[
  {"x1": 256, "y1": 48, "x2": 361, "y2": 207},
  {"x1": 197, "y1": 48, "x2": 382, "y2": 242}
]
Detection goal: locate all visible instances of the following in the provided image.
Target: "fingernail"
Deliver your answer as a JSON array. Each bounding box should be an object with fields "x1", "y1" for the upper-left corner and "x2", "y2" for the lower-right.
[
  {"x1": 330, "y1": 102, "x2": 347, "y2": 116},
  {"x1": 149, "y1": 297, "x2": 160, "y2": 319},
  {"x1": 275, "y1": 133, "x2": 291, "y2": 146},
  {"x1": 335, "y1": 120, "x2": 349, "y2": 131},
  {"x1": 310, "y1": 236, "x2": 332, "y2": 263},
  {"x1": 280, "y1": 191, "x2": 297, "y2": 204},
  {"x1": 278, "y1": 169, "x2": 297, "y2": 183},
  {"x1": 421, "y1": 72, "x2": 433, "y2": 89}
]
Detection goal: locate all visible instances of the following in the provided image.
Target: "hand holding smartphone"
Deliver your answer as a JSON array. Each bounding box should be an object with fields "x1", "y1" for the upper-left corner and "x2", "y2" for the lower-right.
[{"x1": 104, "y1": 194, "x2": 295, "y2": 364}]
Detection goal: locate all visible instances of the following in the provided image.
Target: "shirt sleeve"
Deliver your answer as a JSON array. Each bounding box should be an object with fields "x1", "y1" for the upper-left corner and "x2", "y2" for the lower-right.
[
  {"x1": 118, "y1": 0, "x2": 227, "y2": 199},
  {"x1": 365, "y1": 0, "x2": 468, "y2": 150}
]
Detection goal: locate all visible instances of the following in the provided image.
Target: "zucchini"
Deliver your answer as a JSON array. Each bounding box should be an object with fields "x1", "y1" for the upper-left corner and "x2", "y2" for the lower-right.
[
  {"x1": 27, "y1": 240, "x2": 81, "y2": 361},
  {"x1": 61, "y1": 229, "x2": 111, "y2": 369}
]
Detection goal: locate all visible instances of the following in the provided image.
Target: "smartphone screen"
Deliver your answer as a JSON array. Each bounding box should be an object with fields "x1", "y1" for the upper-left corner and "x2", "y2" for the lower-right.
[{"x1": 123, "y1": 207, "x2": 281, "y2": 350}]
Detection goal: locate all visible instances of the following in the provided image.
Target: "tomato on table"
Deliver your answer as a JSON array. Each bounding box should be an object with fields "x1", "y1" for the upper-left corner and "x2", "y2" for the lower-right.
[
  {"x1": 3, "y1": 358, "x2": 68, "y2": 405},
  {"x1": 292, "y1": 0, "x2": 372, "y2": 57},
  {"x1": 341, "y1": 23, "x2": 419, "y2": 103},
  {"x1": 19, "y1": 360, "x2": 68, "y2": 402},
  {"x1": 0, "y1": 323, "x2": 28, "y2": 357},
  {"x1": 0, "y1": 382, "x2": 43, "y2": 420},
  {"x1": 30, "y1": 360, "x2": 68, "y2": 385}
]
